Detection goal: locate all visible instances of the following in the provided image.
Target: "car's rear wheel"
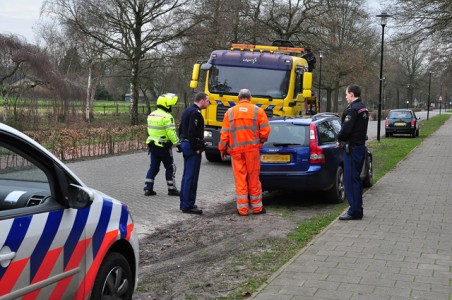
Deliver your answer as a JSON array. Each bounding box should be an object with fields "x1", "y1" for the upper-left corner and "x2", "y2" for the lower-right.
[
  {"x1": 362, "y1": 154, "x2": 373, "y2": 188},
  {"x1": 325, "y1": 166, "x2": 345, "y2": 203},
  {"x1": 91, "y1": 252, "x2": 133, "y2": 300}
]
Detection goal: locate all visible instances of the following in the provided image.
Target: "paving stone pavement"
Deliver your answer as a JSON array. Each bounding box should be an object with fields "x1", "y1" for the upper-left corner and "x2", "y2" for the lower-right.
[
  {"x1": 67, "y1": 150, "x2": 236, "y2": 237},
  {"x1": 251, "y1": 116, "x2": 452, "y2": 300}
]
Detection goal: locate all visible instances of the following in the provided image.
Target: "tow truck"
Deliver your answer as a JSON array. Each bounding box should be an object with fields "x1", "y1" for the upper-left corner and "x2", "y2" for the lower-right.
[{"x1": 189, "y1": 40, "x2": 318, "y2": 162}]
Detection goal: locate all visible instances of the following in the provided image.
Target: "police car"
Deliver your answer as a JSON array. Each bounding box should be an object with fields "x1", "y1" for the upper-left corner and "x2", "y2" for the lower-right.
[{"x1": 0, "y1": 123, "x2": 139, "y2": 299}]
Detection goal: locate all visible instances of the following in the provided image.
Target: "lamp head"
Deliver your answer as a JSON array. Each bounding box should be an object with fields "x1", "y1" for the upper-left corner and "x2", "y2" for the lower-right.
[{"x1": 376, "y1": 11, "x2": 391, "y2": 26}]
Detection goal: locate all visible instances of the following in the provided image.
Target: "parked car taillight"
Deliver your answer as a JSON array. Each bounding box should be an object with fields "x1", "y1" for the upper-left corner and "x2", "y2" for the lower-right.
[
  {"x1": 385, "y1": 119, "x2": 389, "y2": 127},
  {"x1": 309, "y1": 123, "x2": 325, "y2": 164},
  {"x1": 411, "y1": 119, "x2": 415, "y2": 127}
]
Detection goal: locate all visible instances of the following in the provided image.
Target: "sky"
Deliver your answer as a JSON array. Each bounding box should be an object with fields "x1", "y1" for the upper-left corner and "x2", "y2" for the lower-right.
[
  {"x1": 0, "y1": 0, "x2": 46, "y2": 43},
  {"x1": 0, "y1": 0, "x2": 385, "y2": 43}
]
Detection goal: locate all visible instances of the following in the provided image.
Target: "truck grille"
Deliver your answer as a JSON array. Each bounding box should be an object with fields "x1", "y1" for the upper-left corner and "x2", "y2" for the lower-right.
[{"x1": 216, "y1": 107, "x2": 274, "y2": 122}]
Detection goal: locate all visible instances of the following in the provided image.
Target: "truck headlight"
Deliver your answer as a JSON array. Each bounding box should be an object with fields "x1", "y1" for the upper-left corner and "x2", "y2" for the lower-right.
[{"x1": 204, "y1": 131, "x2": 212, "y2": 138}]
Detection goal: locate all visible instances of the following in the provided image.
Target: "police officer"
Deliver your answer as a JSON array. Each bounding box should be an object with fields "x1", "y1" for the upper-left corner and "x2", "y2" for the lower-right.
[
  {"x1": 336, "y1": 84, "x2": 369, "y2": 220},
  {"x1": 144, "y1": 93, "x2": 180, "y2": 196},
  {"x1": 178, "y1": 92, "x2": 210, "y2": 214}
]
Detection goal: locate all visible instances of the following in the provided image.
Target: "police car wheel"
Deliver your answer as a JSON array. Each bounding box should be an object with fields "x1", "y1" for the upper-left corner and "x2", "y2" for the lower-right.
[{"x1": 91, "y1": 252, "x2": 133, "y2": 300}]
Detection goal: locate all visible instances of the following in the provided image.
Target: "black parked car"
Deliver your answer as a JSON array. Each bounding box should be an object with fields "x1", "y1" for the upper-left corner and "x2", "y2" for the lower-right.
[
  {"x1": 259, "y1": 113, "x2": 373, "y2": 203},
  {"x1": 385, "y1": 109, "x2": 420, "y2": 138}
]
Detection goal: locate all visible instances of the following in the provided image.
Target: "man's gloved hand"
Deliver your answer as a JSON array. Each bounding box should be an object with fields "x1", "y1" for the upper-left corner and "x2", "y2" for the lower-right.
[
  {"x1": 220, "y1": 151, "x2": 227, "y2": 161},
  {"x1": 176, "y1": 144, "x2": 182, "y2": 153},
  {"x1": 163, "y1": 141, "x2": 173, "y2": 149}
]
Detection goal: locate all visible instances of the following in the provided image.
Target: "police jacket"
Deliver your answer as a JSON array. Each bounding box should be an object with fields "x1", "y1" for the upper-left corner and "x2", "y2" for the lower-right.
[
  {"x1": 146, "y1": 106, "x2": 179, "y2": 147},
  {"x1": 218, "y1": 100, "x2": 271, "y2": 155},
  {"x1": 179, "y1": 104, "x2": 205, "y2": 151},
  {"x1": 337, "y1": 98, "x2": 369, "y2": 146}
]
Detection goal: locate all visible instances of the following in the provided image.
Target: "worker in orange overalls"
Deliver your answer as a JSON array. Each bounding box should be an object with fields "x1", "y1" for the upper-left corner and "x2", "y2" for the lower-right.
[{"x1": 218, "y1": 89, "x2": 271, "y2": 216}]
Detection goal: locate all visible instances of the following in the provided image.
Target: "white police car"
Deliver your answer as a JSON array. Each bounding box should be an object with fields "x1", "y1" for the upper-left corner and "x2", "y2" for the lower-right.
[{"x1": 0, "y1": 123, "x2": 139, "y2": 299}]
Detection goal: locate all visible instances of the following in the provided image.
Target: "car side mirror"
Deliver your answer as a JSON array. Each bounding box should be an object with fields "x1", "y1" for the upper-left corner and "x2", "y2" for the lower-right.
[{"x1": 68, "y1": 184, "x2": 94, "y2": 209}]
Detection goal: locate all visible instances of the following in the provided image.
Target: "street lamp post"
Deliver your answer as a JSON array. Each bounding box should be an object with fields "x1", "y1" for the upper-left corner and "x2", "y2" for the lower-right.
[
  {"x1": 406, "y1": 101, "x2": 409, "y2": 109},
  {"x1": 318, "y1": 50, "x2": 323, "y2": 112},
  {"x1": 376, "y1": 12, "x2": 391, "y2": 142},
  {"x1": 427, "y1": 71, "x2": 432, "y2": 120}
]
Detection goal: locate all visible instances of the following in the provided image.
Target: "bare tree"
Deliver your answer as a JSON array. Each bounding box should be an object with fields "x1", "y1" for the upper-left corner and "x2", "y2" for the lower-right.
[
  {"x1": 306, "y1": 0, "x2": 377, "y2": 112},
  {"x1": 389, "y1": 0, "x2": 452, "y2": 58},
  {"x1": 43, "y1": 0, "x2": 199, "y2": 125},
  {"x1": 256, "y1": 0, "x2": 329, "y2": 43},
  {"x1": 0, "y1": 34, "x2": 82, "y2": 123}
]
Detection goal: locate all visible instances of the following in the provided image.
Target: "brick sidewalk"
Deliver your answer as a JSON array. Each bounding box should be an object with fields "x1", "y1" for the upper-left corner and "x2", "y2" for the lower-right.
[{"x1": 252, "y1": 116, "x2": 452, "y2": 299}]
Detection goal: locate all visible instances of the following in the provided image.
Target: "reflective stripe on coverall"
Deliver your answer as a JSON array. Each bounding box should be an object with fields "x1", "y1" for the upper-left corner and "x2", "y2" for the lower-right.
[{"x1": 218, "y1": 101, "x2": 270, "y2": 215}]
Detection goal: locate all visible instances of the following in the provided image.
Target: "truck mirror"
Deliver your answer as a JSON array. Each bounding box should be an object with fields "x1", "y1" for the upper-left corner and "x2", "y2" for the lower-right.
[
  {"x1": 201, "y1": 63, "x2": 212, "y2": 71},
  {"x1": 190, "y1": 63, "x2": 201, "y2": 89},
  {"x1": 303, "y1": 72, "x2": 313, "y2": 90},
  {"x1": 295, "y1": 67, "x2": 304, "y2": 75}
]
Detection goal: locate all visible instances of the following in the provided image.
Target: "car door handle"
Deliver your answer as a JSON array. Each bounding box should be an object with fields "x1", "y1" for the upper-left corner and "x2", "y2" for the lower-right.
[{"x1": 0, "y1": 250, "x2": 16, "y2": 267}]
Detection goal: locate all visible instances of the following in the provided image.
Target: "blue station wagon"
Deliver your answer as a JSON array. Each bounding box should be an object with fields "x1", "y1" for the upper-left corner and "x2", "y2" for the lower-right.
[{"x1": 259, "y1": 113, "x2": 372, "y2": 203}]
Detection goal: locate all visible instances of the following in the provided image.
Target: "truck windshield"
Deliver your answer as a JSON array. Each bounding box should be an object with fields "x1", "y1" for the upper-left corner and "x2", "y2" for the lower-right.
[{"x1": 208, "y1": 65, "x2": 290, "y2": 98}]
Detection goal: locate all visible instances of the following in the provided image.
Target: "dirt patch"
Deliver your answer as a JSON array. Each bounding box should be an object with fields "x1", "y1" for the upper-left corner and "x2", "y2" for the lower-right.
[{"x1": 133, "y1": 191, "x2": 339, "y2": 300}]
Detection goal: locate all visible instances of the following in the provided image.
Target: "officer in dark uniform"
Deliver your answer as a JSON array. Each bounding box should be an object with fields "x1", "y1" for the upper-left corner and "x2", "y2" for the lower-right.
[
  {"x1": 336, "y1": 84, "x2": 369, "y2": 220},
  {"x1": 178, "y1": 92, "x2": 210, "y2": 214}
]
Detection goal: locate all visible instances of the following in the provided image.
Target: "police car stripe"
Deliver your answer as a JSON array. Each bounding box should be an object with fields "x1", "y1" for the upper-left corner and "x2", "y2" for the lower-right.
[
  {"x1": 64, "y1": 207, "x2": 90, "y2": 269},
  {"x1": 126, "y1": 223, "x2": 134, "y2": 241},
  {"x1": 0, "y1": 216, "x2": 32, "y2": 280},
  {"x1": 0, "y1": 258, "x2": 28, "y2": 295},
  {"x1": 49, "y1": 240, "x2": 89, "y2": 299},
  {"x1": 119, "y1": 204, "x2": 129, "y2": 239},
  {"x1": 24, "y1": 247, "x2": 62, "y2": 300},
  {"x1": 91, "y1": 199, "x2": 113, "y2": 258},
  {"x1": 75, "y1": 229, "x2": 118, "y2": 299},
  {"x1": 29, "y1": 210, "x2": 64, "y2": 281}
]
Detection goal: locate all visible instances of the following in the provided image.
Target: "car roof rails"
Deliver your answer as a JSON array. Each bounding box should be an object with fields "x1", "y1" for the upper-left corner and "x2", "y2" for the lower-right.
[{"x1": 311, "y1": 112, "x2": 341, "y2": 121}]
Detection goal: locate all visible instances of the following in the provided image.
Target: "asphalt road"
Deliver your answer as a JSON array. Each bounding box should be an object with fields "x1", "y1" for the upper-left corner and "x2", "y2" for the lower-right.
[{"x1": 67, "y1": 109, "x2": 440, "y2": 236}]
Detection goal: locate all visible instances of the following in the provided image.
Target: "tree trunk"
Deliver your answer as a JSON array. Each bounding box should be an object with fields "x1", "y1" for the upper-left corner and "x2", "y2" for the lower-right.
[
  {"x1": 86, "y1": 64, "x2": 92, "y2": 122},
  {"x1": 130, "y1": 63, "x2": 139, "y2": 125},
  {"x1": 2, "y1": 95, "x2": 8, "y2": 122}
]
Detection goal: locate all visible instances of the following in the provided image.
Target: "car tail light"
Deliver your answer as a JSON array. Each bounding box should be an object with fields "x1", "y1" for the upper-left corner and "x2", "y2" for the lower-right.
[
  {"x1": 309, "y1": 123, "x2": 325, "y2": 164},
  {"x1": 385, "y1": 119, "x2": 389, "y2": 127},
  {"x1": 411, "y1": 119, "x2": 415, "y2": 127}
]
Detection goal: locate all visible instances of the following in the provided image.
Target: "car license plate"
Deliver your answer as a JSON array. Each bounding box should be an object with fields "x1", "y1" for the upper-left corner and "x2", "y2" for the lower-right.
[
  {"x1": 395, "y1": 122, "x2": 406, "y2": 126},
  {"x1": 261, "y1": 154, "x2": 290, "y2": 163}
]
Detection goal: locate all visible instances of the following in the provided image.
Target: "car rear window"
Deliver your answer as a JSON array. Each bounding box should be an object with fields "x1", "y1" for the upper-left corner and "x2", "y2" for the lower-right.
[
  {"x1": 388, "y1": 111, "x2": 412, "y2": 119},
  {"x1": 267, "y1": 123, "x2": 308, "y2": 146}
]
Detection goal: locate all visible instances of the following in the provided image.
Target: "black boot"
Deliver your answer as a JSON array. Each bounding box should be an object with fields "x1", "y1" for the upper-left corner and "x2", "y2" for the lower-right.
[
  {"x1": 168, "y1": 189, "x2": 180, "y2": 196},
  {"x1": 144, "y1": 190, "x2": 157, "y2": 196}
]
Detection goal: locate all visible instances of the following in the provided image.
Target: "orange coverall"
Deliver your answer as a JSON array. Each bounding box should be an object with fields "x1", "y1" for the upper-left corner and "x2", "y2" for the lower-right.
[{"x1": 218, "y1": 100, "x2": 271, "y2": 215}]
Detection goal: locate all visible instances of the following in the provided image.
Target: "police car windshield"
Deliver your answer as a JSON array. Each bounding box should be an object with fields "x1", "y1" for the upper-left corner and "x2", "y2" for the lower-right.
[{"x1": 208, "y1": 65, "x2": 290, "y2": 98}]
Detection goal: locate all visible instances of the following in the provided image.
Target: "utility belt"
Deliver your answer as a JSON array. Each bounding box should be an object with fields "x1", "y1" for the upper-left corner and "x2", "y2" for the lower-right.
[
  {"x1": 148, "y1": 139, "x2": 173, "y2": 152},
  {"x1": 340, "y1": 142, "x2": 365, "y2": 154},
  {"x1": 180, "y1": 138, "x2": 206, "y2": 151}
]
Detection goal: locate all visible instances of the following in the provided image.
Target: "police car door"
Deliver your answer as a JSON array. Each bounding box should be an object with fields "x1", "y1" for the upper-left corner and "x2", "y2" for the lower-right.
[{"x1": 0, "y1": 133, "x2": 87, "y2": 298}]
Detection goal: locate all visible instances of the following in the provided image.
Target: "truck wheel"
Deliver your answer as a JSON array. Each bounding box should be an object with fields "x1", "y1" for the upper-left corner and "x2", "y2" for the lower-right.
[
  {"x1": 325, "y1": 166, "x2": 345, "y2": 203},
  {"x1": 205, "y1": 151, "x2": 222, "y2": 162},
  {"x1": 91, "y1": 252, "x2": 133, "y2": 300}
]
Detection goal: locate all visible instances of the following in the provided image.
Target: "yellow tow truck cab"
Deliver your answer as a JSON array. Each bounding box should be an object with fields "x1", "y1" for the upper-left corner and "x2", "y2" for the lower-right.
[{"x1": 190, "y1": 41, "x2": 318, "y2": 162}]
